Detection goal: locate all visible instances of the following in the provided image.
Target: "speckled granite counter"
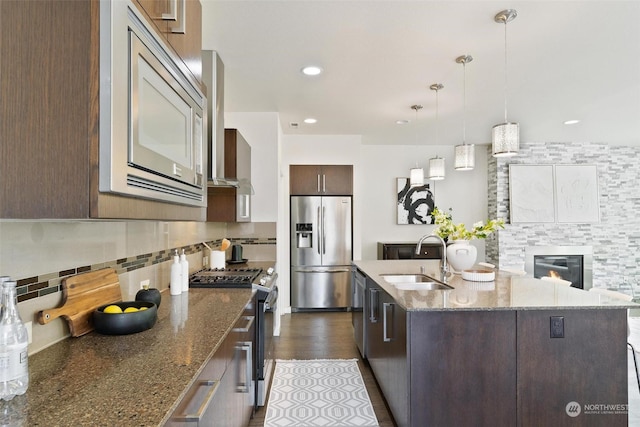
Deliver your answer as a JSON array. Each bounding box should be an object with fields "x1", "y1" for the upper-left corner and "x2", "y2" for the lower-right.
[
  {"x1": 354, "y1": 259, "x2": 638, "y2": 311},
  {"x1": 6, "y1": 261, "x2": 275, "y2": 426}
]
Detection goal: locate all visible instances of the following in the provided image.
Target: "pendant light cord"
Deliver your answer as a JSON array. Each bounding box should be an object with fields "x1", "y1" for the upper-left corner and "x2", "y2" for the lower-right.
[
  {"x1": 503, "y1": 19, "x2": 509, "y2": 123},
  {"x1": 462, "y1": 61, "x2": 467, "y2": 145}
]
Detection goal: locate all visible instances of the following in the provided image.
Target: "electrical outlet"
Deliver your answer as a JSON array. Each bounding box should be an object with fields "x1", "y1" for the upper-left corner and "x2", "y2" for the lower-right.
[
  {"x1": 140, "y1": 279, "x2": 150, "y2": 289},
  {"x1": 25, "y1": 321, "x2": 32, "y2": 344},
  {"x1": 203, "y1": 256, "x2": 208, "y2": 267},
  {"x1": 550, "y1": 316, "x2": 564, "y2": 338}
]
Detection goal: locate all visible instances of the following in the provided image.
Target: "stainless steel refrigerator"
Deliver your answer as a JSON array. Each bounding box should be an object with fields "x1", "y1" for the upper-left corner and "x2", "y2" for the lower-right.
[{"x1": 290, "y1": 196, "x2": 352, "y2": 310}]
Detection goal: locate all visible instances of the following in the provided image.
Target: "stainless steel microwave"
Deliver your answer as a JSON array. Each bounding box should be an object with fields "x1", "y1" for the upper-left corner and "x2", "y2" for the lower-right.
[{"x1": 98, "y1": 1, "x2": 206, "y2": 207}]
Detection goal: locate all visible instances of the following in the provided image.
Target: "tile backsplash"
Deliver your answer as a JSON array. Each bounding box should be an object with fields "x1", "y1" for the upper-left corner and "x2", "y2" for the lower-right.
[{"x1": 0, "y1": 220, "x2": 276, "y2": 354}]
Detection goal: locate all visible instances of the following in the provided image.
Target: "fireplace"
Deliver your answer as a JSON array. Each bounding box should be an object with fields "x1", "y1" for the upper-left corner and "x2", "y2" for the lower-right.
[{"x1": 524, "y1": 246, "x2": 593, "y2": 290}]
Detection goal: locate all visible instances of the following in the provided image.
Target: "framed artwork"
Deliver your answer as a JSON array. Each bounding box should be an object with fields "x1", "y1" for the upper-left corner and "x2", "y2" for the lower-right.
[
  {"x1": 397, "y1": 178, "x2": 434, "y2": 225},
  {"x1": 509, "y1": 164, "x2": 555, "y2": 223},
  {"x1": 555, "y1": 164, "x2": 599, "y2": 223}
]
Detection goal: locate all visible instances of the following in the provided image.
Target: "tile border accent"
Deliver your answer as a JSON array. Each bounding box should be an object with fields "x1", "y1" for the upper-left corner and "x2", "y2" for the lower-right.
[{"x1": 16, "y1": 238, "x2": 276, "y2": 303}]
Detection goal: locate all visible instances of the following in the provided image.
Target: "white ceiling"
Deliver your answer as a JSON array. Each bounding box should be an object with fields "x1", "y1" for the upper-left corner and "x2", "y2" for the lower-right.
[{"x1": 201, "y1": 1, "x2": 640, "y2": 147}]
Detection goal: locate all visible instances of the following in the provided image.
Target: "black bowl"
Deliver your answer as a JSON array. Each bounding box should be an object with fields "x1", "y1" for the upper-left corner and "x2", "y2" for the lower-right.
[{"x1": 93, "y1": 301, "x2": 157, "y2": 335}]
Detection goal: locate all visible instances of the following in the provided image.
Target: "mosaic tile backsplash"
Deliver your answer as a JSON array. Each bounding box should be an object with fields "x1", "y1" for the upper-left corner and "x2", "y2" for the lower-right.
[{"x1": 14, "y1": 237, "x2": 276, "y2": 303}]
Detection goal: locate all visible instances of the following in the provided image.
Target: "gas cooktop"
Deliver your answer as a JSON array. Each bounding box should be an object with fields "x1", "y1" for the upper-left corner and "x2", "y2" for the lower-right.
[{"x1": 189, "y1": 268, "x2": 263, "y2": 288}]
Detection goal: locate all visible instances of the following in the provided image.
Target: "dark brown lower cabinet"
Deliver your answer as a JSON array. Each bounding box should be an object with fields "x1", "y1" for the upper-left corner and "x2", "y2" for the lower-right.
[
  {"x1": 365, "y1": 284, "x2": 628, "y2": 426},
  {"x1": 517, "y1": 309, "x2": 627, "y2": 426},
  {"x1": 409, "y1": 310, "x2": 517, "y2": 426},
  {"x1": 168, "y1": 298, "x2": 255, "y2": 426}
]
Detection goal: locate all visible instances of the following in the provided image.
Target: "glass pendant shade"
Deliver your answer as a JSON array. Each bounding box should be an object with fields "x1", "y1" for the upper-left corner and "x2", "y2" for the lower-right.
[
  {"x1": 428, "y1": 157, "x2": 445, "y2": 180},
  {"x1": 409, "y1": 167, "x2": 424, "y2": 187},
  {"x1": 454, "y1": 144, "x2": 475, "y2": 170},
  {"x1": 492, "y1": 122, "x2": 519, "y2": 157}
]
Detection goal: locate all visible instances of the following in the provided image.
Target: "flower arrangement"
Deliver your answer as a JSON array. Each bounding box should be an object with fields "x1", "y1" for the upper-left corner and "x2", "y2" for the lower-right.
[{"x1": 431, "y1": 207, "x2": 505, "y2": 241}]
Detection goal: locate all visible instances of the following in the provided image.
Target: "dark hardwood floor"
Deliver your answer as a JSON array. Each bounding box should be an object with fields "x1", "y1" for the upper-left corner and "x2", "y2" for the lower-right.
[{"x1": 248, "y1": 311, "x2": 396, "y2": 427}]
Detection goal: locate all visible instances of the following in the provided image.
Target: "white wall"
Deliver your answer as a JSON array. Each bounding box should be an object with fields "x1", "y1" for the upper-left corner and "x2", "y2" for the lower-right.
[
  {"x1": 360, "y1": 144, "x2": 489, "y2": 260},
  {"x1": 225, "y1": 112, "x2": 280, "y2": 222}
]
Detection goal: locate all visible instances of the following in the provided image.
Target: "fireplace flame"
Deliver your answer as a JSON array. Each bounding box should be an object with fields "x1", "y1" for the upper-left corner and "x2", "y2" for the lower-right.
[{"x1": 548, "y1": 270, "x2": 563, "y2": 280}]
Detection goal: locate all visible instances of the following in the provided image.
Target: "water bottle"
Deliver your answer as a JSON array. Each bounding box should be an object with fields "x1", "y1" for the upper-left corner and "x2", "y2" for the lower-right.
[{"x1": 0, "y1": 281, "x2": 28, "y2": 400}]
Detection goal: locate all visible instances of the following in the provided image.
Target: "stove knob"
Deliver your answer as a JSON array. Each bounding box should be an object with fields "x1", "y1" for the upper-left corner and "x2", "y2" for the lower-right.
[
  {"x1": 267, "y1": 267, "x2": 274, "y2": 276},
  {"x1": 260, "y1": 276, "x2": 268, "y2": 285}
]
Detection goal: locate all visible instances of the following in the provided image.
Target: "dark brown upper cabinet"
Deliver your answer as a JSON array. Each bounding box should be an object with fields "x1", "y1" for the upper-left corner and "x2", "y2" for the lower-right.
[
  {"x1": 289, "y1": 165, "x2": 353, "y2": 196},
  {"x1": 0, "y1": 0, "x2": 204, "y2": 220},
  {"x1": 207, "y1": 129, "x2": 252, "y2": 222}
]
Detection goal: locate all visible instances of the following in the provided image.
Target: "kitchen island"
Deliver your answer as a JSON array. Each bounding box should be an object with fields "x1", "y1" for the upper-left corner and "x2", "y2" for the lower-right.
[
  {"x1": 354, "y1": 259, "x2": 635, "y2": 427},
  {"x1": 6, "y1": 262, "x2": 276, "y2": 426}
]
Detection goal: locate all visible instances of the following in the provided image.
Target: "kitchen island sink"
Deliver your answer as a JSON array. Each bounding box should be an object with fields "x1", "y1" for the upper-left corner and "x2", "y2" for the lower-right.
[{"x1": 380, "y1": 273, "x2": 452, "y2": 290}]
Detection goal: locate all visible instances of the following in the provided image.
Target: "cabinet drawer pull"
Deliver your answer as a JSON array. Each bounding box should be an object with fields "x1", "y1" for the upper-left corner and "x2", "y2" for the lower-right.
[
  {"x1": 369, "y1": 289, "x2": 379, "y2": 322},
  {"x1": 162, "y1": 0, "x2": 178, "y2": 20},
  {"x1": 232, "y1": 315, "x2": 255, "y2": 333},
  {"x1": 237, "y1": 342, "x2": 254, "y2": 399},
  {"x1": 172, "y1": 380, "x2": 220, "y2": 422},
  {"x1": 383, "y1": 302, "x2": 394, "y2": 342},
  {"x1": 170, "y1": 0, "x2": 186, "y2": 34}
]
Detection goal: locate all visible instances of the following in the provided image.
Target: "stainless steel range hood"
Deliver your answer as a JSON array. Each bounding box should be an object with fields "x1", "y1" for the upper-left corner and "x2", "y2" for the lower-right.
[{"x1": 202, "y1": 50, "x2": 239, "y2": 188}]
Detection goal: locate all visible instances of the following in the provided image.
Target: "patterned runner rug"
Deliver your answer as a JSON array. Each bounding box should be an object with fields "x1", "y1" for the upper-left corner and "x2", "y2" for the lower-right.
[{"x1": 264, "y1": 359, "x2": 379, "y2": 427}]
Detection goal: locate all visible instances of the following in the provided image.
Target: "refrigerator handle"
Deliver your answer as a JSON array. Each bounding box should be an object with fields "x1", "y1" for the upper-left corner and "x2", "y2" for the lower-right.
[
  {"x1": 322, "y1": 205, "x2": 326, "y2": 254},
  {"x1": 317, "y1": 206, "x2": 322, "y2": 255}
]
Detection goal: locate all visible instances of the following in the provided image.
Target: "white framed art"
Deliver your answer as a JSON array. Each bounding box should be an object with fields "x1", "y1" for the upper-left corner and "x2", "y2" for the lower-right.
[
  {"x1": 396, "y1": 178, "x2": 435, "y2": 224},
  {"x1": 509, "y1": 164, "x2": 555, "y2": 223},
  {"x1": 554, "y1": 164, "x2": 600, "y2": 223}
]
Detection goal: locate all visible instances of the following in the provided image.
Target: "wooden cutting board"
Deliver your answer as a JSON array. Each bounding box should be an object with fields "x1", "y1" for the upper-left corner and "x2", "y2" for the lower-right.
[{"x1": 37, "y1": 268, "x2": 122, "y2": 337}]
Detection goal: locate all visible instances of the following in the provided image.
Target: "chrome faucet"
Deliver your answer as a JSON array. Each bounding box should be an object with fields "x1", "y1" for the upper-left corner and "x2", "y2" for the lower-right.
[{"x1": 416, "y1": 234, "x2": 448, "y2": 282}]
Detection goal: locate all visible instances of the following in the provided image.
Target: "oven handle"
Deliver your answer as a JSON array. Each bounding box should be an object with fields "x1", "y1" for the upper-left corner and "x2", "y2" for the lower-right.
[{"x1": 265, "y1": 286, "x2": 278, "y2": 311}]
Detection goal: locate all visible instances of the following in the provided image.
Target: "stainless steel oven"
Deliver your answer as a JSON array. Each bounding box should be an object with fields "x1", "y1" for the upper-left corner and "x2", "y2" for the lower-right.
[{"x1": 99, "y1": 0, "x2": 206, "y2": 207}]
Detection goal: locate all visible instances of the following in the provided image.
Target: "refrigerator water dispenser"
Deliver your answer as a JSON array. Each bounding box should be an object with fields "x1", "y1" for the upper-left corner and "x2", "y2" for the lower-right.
[{"x1": 295, "y1": 223, "x2": 313, "y2": 248}]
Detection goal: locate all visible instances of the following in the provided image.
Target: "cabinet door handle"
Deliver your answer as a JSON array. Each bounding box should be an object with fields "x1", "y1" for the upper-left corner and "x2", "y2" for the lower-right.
[
  {"x1": 232, "y1": 316, "x2": 255, "y2": 333},
  {"x1": 172, "y1": 380, "x2": 220, "y2": 422},
  {"x1": 322, "y1": 174, "x2": 326, "y2": 193},
  {"x1": 369, "y1": 289, "x2": 379, "y2": 322},
  {"x1": 317, "y1": 174, "x2": 321, "y2": 193},
  {"x1": 162, "y1": 0, "x2": 178, "y2": 20},
  {"x1": 383, "y1": 302, "x2": 394, "y2": 342},
  {"x1": 237, "y1": 342, "x2": 253, "y2": 398},
  {"x1": 169, "y1": 0, "x2": 186, "y2": 34}
]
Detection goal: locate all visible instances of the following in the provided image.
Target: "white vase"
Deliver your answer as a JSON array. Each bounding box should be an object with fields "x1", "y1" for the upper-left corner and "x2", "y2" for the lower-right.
[{"x1": 446, "y1": 240, "x2": 478, "y2": 272}]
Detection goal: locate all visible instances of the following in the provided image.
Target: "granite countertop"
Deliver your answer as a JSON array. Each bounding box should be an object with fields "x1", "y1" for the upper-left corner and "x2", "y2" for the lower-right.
[
  {"x1": 354, "y1": 259, "x2": 638, "y2": 311},
  {"x1": 6, "y1": 261, "x2": 275, "y2": 426}
]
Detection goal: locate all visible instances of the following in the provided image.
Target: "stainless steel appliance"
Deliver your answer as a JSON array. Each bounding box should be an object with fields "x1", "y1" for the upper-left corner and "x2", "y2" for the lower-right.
[
  {"x1": 99, "y1": 1, "x2": 206, "y2": 207},
  {"x1": 189, "y1": 267, "x2": 278, "y2": 407},
  {"x1": 352, "y1": 268, "x2": 366, "y2": 357},
  {"x1": 290, "y1": 196, "x2": 352, "y2": 309}
]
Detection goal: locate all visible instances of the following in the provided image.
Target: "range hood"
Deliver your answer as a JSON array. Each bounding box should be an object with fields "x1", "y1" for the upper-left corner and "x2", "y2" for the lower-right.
[{"x1": 202, "y1": 50, "x2": 240, "y2": 188}]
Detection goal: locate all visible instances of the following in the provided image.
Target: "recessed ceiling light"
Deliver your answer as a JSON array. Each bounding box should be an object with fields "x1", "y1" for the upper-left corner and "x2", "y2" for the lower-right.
[
  {"x1": 396, "y1": 120, "x2": 410, "y2": 125},
  {"x1": 303, "y1": 118, "x2": 317, "y2": 124},
  {"x1": 564, "y1": 119, "x2": 580, "y2": 125},
  {"x1": 301, "y1": 66, "x2": 323, "y2": 76}
]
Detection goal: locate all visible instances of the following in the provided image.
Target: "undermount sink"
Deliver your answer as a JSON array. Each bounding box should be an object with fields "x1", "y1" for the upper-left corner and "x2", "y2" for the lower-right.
[
  {"x1": 380, "y1": 274, "x2": 453, "y2": 290},
  {"x1": 394, "y1": 282, "x2": 453, "y2": 291}
]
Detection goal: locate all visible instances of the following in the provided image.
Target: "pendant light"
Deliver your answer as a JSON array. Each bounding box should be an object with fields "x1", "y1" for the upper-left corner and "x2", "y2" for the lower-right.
[
  {"x1": 454, "y1": 55, "x2": 475, "y2": 170},
  {"x1": 409, "y1": 105, "x2": 424, "y2": 187},
  {"x1": 492, "y1": 9, "x2": 519, "y2": 157},
  {"x1": 428, "y1": 84, "x2": 445, "y2": 180}
]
